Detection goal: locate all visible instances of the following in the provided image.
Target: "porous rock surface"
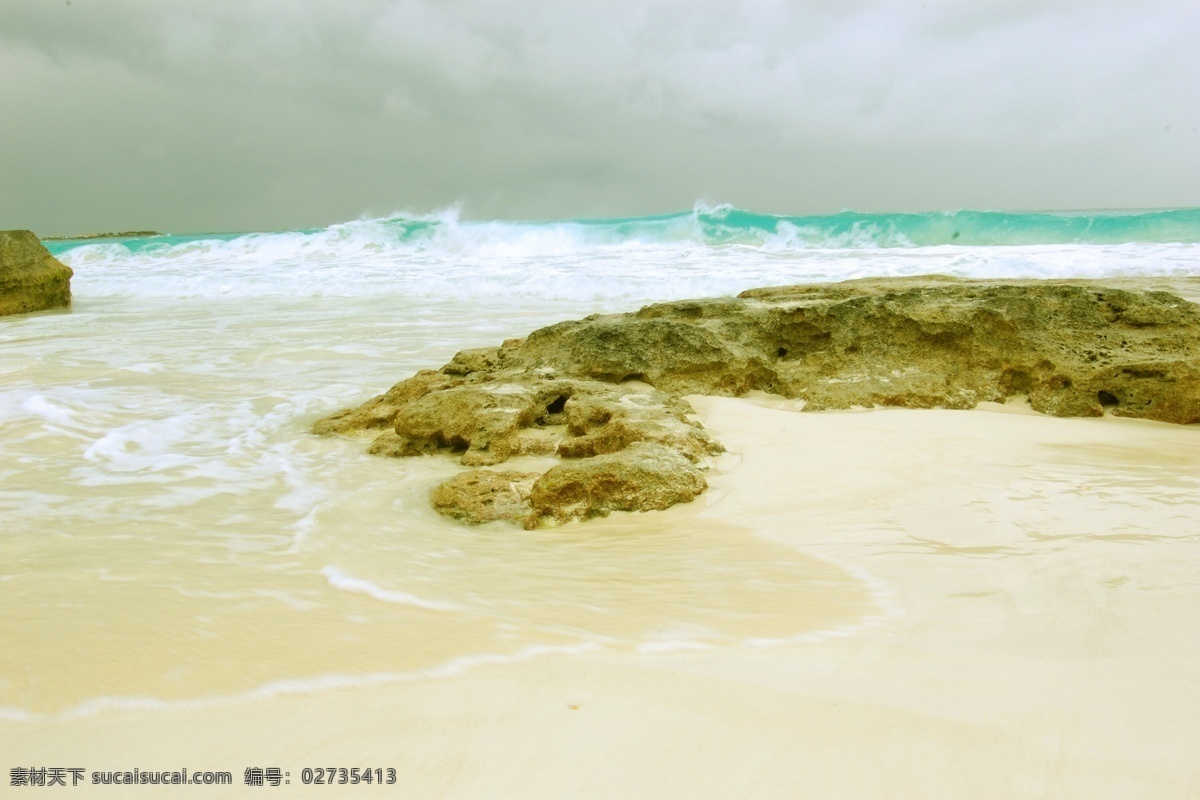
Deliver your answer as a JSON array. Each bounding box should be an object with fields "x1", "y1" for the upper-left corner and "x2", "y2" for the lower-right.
[
  {"x1": 315, "y1": 276, "x2": 1200, "y2": 526},
  {"x1": 426, "y1": 443, "x2": 706, "y2": 529},
  {"x1": 528, "y1": 443, "x2": 707, "y2": 528},
  {"x1": 0, "y1": 231, "x2": 73, "y2": 317},
  {"x1": 431, "y1": 469, "x2": 540, "y2": 525}
]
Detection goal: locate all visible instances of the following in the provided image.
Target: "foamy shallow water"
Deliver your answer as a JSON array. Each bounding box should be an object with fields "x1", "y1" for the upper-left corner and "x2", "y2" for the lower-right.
[{"x1": 3, "y1": 222, "x2": 1199, "y2": 716}]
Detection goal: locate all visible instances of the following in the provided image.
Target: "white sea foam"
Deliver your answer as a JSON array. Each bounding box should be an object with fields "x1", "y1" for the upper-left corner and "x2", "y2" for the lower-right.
[
  {"x1": 18, "y1": 395, "x2": 77, "y2": 425},
  {"x1": 319, "y1": 565, "x2": 463, "y2": 612},
  {"x1": 53, "y1": 208, "x2": 1200, "y2": 303}
]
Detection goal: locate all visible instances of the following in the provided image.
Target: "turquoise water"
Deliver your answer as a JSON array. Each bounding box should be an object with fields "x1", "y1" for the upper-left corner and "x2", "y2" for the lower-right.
[
  {"x1": 42, "y1": 205, "x2": 1200, "y2": 306},
  {"x1": 44, "y1": 205, "x2": 1200, "y2": 258}
]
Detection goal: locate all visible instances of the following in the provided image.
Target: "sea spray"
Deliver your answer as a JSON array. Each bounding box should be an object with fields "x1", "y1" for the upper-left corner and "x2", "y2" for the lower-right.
[
  {"x1": 46, "y1": 205, "x2": 1200, "y2": 256},
  {"x1": 46, "y1": 205, "x2": 1200, "y2": 303}
]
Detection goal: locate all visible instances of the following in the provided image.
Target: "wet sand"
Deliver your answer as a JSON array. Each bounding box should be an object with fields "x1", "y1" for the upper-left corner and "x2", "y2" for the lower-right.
[{"x1": 5, "y1": 396, "x2": 1199, "y2": 798}]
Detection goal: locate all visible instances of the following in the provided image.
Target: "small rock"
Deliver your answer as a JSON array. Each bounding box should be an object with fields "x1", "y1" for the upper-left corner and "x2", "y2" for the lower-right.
[
  {"x1": 430, "y1": 469, "x2": 539, "y2": 525},
  {"x1": 527, "y1": 443, "x2": 707, "y2": 528},
  {"x1": 0, "y1": 231, "x2": 73, "y2": 317}
]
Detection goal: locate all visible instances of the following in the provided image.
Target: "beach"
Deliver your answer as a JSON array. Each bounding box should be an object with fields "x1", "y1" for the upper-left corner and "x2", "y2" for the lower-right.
[
  {"x1": 6, "y1": 0, "x2": 1199, "y2": 790},
  {"x1": 5, "y1": 394, "x2": 1199, "y2": 797},
  {"x1": 3, "y1": 215, "x2": 1200, "y2": 796}
]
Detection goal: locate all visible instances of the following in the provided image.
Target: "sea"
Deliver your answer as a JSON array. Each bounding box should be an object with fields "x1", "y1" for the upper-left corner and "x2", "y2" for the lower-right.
[{"x1": 4, "y1": 204, "x2": 1199, "y2": 719}]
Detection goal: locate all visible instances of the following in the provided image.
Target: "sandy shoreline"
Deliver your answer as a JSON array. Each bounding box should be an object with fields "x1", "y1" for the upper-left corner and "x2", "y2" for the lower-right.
[{"x1": 5, "y1": 395, "x2": 1198, "y2": 798}]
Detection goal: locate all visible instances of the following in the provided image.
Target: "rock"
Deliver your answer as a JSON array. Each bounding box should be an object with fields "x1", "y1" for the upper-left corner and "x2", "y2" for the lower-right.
[
  {"x1": 0, "y1": 231, "x2": 73, "y2": 317},
  {"x1": 498, "y1": 277, "x2": 1200, "y2": 425},
  {"x1": 392, "y1": 384, "x2": 540, "y2": 465},
  {"x1": 319, "y1": 373, "x2": 722, "y2": 469},
  {"x1": 527, "y1": 443, "x2": 707, "y2": 528},
  {"x1": 315, "y1": 276, "x2": 1200, "y2": 527},
  {"x1": 516, "y1": 313, "x2": 772, "y2": 395},
  {"x1": 556, "y1": 383, "x2": 721, "y2": 462},
  {"x1": 310, "y1": 370, "x2": 454, "y2": 436},
  {"x1": 736, "y1": 279, "x2": 1200, "y2": 424},
  {"x1": 427, "y1": 445, "x2": 706, "y2": 529},
  {"x1": 442, "y1": 347, "x2": 503, "y2": 376},
  {"x1": 41, "y1": 231, "x2": 161, "y2": 241},
  {"x1": 430, "y1": 469, "x2": 540, "y2": 525}
]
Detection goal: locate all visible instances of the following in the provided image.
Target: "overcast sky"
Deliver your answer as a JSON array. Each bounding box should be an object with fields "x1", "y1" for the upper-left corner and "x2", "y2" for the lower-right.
[{"x1": 1, "y1": 0, "x2": 1197, "y2": 235}]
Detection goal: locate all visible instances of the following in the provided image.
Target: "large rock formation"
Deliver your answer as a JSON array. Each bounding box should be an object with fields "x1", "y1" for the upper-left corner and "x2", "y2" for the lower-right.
[
  {"x1": 315, "y1": 277, "x2": 1200, "y2": 527},
  {"x1": 0, "y1": 231, "x2": 73, "y2": 317},
  {"x1": 316, "y1": 371, "x2": 721, "y2": 528}
]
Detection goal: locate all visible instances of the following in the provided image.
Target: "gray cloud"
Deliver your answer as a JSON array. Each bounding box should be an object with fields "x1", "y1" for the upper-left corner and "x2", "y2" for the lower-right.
[{"x1": 1, "y1": 0, "x2": 1197, "y2": 234}]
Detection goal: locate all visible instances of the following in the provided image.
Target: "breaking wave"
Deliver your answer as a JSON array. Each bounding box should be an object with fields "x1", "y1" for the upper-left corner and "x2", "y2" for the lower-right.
[
  {"x1": 45, "y1": 205, "x2": 1200, "y2": 302},
  {"x1": 46, "y1": 204, "x2": 1200, "y2": 257}
]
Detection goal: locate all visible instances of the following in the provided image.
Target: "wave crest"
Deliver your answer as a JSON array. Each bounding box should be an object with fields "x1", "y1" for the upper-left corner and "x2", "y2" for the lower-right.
[
  {"x1": 45, "y1": 205, "x2": 1200, "y2": 302},
  {"x1": 47, "y1": 204, "x2": 1200, "y2": 262}
]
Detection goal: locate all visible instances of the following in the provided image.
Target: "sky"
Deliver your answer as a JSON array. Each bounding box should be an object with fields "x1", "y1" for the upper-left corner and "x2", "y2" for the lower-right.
[{"x1": 1, "y1": 0, "x2": 1197, "y2": 235}]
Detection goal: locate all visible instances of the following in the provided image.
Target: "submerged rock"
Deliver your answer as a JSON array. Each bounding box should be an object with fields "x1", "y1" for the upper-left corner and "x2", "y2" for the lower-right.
[
  {"x1": 316, "y1": 276, "x2": 1200, "y2": 527},
  {"x1": 0, "y1": 231, "x2": 73, "y2": 317}
]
